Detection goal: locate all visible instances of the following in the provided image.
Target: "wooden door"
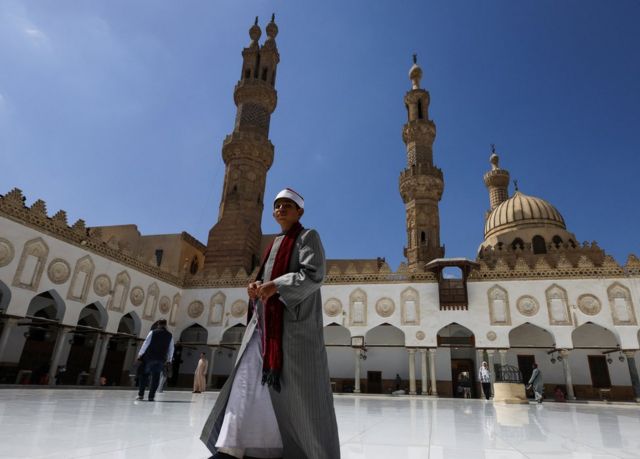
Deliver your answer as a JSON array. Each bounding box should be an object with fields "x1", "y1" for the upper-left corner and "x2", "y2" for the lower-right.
[{"x1": 367, "y1": 371, "x2": 382, "y2": 393}]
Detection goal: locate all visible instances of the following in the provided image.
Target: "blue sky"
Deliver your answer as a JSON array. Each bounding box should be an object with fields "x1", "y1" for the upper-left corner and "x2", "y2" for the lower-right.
[{"x1": 1, "y1": 1, "x2": 639, "y2": 269}]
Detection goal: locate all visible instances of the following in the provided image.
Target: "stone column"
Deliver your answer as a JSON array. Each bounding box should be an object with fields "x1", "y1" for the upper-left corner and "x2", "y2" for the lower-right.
[
  {"x1": 93, "y1": 334, "x2": 111, "y2": 386},
  {"x1": 487, "y1": 349, "x2": 496, "y2": 398},
  {"x1": 428, "y1": 348, "x2": 438, "y2": 396},
  {"x1": 623, "y1": 351, "x2": 640, "y2": 402},
  {"x1": 0, "y1": 318, "x2": 18, "y2": 363},
  {"x1": 420, "y1": 349, "x2": 428, "y2": 395},
  {"x1": 408, "y1": 348, "x2": 417, "y2": 395},
  {"x1": 47, "y1": 326, "x2": 73, "y2": 386},
  {"x1": 354, "y1": 348, "x2": 361, "y2": 393},
  {"x1": 560, "y1": 349, "x2": 575, "y2": 400},
  {"x1": 207, "y1": 346, "x2": 216, "y2": 389}
]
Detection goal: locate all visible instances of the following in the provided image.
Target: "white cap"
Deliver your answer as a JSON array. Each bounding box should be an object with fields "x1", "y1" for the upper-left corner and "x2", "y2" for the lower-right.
[{"x1": 274, "y1": 188, "x2": 304, "y2": 209}]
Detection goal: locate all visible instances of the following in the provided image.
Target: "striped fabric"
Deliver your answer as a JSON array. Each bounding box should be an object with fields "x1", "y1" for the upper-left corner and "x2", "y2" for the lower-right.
[{"x1": 200, "y1": 229, "x2": 340, "y2": 458}]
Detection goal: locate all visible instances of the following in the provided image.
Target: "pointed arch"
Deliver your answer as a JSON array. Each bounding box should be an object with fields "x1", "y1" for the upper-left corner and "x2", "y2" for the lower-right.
[
  {"x1": 572, "y1": 322, "x2": 619, "y2": 348},
  {"x1": 545, "y1": 284, "x2": 572, "y2": 325},
  {"x1": 13, "y1": 237, "x2": 49, "y2": 290},
  {"x1": 365, "y1": 323, "x2": 406, "y2": 346},
  {"x1": 77, "y1": 302, "x2": 108, "y2": 330},
  {"x1": 607, "y1": 282, "x2": 637, "y2": 325},
  {"x1": 67, "y1": 255, "x2": 95, "y2": 302},
  {"x1": 508, "y1": 322, "x2": 555, "y2": 348},
  {"x1": 349, "y1": 288, "x2": 367, "y2": 326},
  {"x1": 178, "y1": 323, "x2": 208, "y2": 344},
  {"x1": 208, "y1": 291, "x2": 226, "y2": 325},
  {"x1": 142, "y1": 282, "x2": 159, "y2": 320},
  {"x1": 108, "y1": 271, "x2": 130, "y2": 312},
  {"x1": 221, "y1": 323, "x2": 246, "y2": 345},
  {"x1": 487, "y1": 284, "x2": 511, "y2": 325},
  {"x1": 26, "y1": 290, "x2": 66, "y2": 321},
  {"x1": 401, "y1": 287, "x2": 420, "y2": 325},
  {"x1": 324, "y1": 323, "x2": 351, "y2": 345},
  {"x1": 117, "y1": 311, "x2": 141, "y2": 337},
  {"x1": 437, "y1": 322, "x2": 475, "y2": 347}
]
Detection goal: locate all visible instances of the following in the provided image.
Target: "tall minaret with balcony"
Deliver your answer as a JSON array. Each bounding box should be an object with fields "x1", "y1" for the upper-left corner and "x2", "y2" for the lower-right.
[
  {"x1": 204, "y1": 16, "x2": 280, "y2": 275},
  {"x1": 399, "y1": 55, "x2": 445, "y2": 270},
  {"x1": 483, "y1": 146, "x2": 510, "y2": 219}
]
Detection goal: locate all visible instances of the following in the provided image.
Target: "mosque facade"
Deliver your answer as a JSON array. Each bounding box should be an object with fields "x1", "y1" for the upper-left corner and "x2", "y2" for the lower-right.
[{"x1": 1, "y1": 18, "x2": 640, "y2": 402}]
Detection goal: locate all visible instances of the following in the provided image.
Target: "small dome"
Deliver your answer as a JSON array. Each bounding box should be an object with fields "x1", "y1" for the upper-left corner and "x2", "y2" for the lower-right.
[
  {"x1": 266, "y1": 14, "x2": 278, "y2": 39},
  {"x1": 408, "y1": 54, "x2": 422, "y2": 89},
  {"x1": 484, "y1": 191, "x2": 566, "y2": 238},
  {"x1": 249, "y1": 17, "x2": 261, "y2": 42}
]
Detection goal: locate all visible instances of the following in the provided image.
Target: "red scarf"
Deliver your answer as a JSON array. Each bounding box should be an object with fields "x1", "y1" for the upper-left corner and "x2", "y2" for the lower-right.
[{"x1": 250, "y1": 221, "x2": 303, "y2": 392}]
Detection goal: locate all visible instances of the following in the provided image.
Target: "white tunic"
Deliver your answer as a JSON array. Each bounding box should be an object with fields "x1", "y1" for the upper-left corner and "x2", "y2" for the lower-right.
[{"x1": 215, "y1": 237, "x2": 285, "y2": 457}]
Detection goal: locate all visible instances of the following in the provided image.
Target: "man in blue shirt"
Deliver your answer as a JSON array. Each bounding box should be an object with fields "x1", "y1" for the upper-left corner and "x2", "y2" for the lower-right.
[{"x1": 137, "y1": 319, "x2": 174, "y2": 401}]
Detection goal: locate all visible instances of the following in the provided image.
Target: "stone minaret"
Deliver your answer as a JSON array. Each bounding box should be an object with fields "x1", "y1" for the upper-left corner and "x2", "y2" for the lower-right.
[
  {"x1": 483, "y1": 148, "x2": 510, "y2": 218},
  {"x1": 399, "y1": 55, "x2": 445, "y2": 270},
  {"x1": 204, "y1": 16, "x2": 280, "y2": 275}
]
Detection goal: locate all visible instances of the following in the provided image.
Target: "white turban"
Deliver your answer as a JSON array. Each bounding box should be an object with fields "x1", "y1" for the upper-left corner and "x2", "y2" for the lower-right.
[{"x1": 274, "y1": 188, "x2": 304, "y2": 209}]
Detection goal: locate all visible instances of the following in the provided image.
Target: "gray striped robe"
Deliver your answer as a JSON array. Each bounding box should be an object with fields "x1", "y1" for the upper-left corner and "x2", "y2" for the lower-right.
[{"x1": 201, "y1": 228, "x2": 340, "y2": 459}]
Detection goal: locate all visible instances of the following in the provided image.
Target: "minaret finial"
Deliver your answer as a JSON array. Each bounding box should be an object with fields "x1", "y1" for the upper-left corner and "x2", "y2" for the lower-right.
[
  {"x1": 491, "y1": 143, "x2": 496, "y2": 154},
  {"x1": 513, "y1": 179, "x2": 519, "y2": 192},
  {"x1": 271, "y1": 13, "x2": 275, "y2": 22},
  {"x1": 413, "y1": 53, "x2": 417, "y2": 64},
  {"x1": 409, "y1": 53, "x2": 423, "y2": 90},
  {"x1": 254, "y1": 16, "x2": 258, "y2": 26}
]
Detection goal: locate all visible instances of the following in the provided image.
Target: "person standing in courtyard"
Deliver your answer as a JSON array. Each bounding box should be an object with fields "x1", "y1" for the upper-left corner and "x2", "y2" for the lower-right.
[
  {"x1": 200, "y1": 188, "x2": 340, "y2": 459},
  {"x1": 137, "y1": 319, "x2": 174, "y2": 401},
  {"x1": 527, "y1": 363, "x2": 544, "y2": 403},
  {"x1": 193, "y1": 352, "x2": 208, "y2": 393},
  {"x1": 478, "y1": 361, "x2": 492, "y2": 400}
]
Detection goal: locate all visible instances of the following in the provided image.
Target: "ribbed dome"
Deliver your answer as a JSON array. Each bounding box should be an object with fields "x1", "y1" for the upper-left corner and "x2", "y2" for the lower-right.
[{"x1": 484, "y1": 191, "x2": 566, "y2": 238}]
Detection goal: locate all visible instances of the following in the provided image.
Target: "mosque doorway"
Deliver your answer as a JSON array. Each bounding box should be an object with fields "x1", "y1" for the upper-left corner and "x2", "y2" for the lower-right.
[
  {"x1": 65, "y1": 302, "x2": 107, "y2": 384},
  {"x1": 103, "y1": 312, "x2": 141, "y2": 386},
  {"x1": 364, "y1": 323, "x2": 406, "y2": 393},
  {"x1": 177, "y1": 324, "x2": 209, "y2": 388},
  {"x1": 17, "y1": 290, "x2": 66, "y2": 385},
  {"x1": 323, "y1": 323, "x2": 351, "y2": 392},
  {"x1": 572, "y1": 322, "x2": 620, "y2": 399},
  {"x1": 437, "y1": 323, "x2": 476, "y2": 398}
]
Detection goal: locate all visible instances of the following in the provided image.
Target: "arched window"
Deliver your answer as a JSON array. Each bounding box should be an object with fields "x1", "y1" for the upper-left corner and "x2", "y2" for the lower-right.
[
  {"x1": 405, "y1": 104, "x2": 410, "y2": 121},
  {"x1": 261, "y1": 68, "x2": 268, "y2": 81},
  {"x1": 552, "y1": 235, "x2": 563, "y2": 248},
  {"x1": 417, "y1": 100, "x2": 423, "y2": 120},
  {"x1": 568, "y1": 239, "x2": 576, "y2": 248},
  {"x1": 511, "y1": 238, "x2": 524, "y2": 251},
  {"x1": 271, "y1": 70, "x2": 276, "y2": 86},
  {"x1": 420, "y1": 231, "x2": 427, "y2": 244},
  {"x1": 532, "y1": 235, "x2": 547, "y2": 254},
  {"x1": 189, "y1": 257, "x2": 199, "y2": 275},
  {"x1": 244, "y1": 68, "x2": 251, "y2": 79}
]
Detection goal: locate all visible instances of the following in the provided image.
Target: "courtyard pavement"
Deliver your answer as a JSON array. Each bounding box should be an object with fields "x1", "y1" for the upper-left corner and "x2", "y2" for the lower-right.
[{"x1": 0, "y1": 389, "x2": 638, "y2": 458}]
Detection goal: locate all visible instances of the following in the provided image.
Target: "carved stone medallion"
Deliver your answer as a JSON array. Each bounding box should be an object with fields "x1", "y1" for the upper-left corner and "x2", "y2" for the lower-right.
[
  {"x1": 324, "y1": 298, "x2": 342, "y2": 317},
  {"x1": 375, "y1": 297, "x2": 395, "y2": 318},
  {"x1": 159, "y1": 296, "x2": 171, "y2": 314},
  {"x1": 47, "y1": 258, "x2": 71, "y2": 284},
  {"x1": 93, "y1": 274, "x2": 111, "y2": 296},
  {"x1": 416, "y1": 331, "x2": 425, "y2": 341},
  {"x1": 187, "y1": 300, "x2": 204, "y2": 319},
  {"x1": 516, "y1": 295, "x2": 539, "y2": 317},
  {"x1": 231, "y1": 300, "x2": 247, "y2": 318},
  {"x1": 0, "y1": 238, "x2": 14, "y2": 267},
  {"x1": 486, "y1": 331, "x2": 497, "y2": 341},
  {"x1": 577, "y1": 294, "x2": 601, "y2": 316},
  {"x1": 130, "y1": 286, "x2": 145, "y2": 306}
]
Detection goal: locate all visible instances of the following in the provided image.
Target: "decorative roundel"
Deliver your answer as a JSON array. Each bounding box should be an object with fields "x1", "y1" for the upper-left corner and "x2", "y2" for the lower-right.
[
  {"x1": 159, "y1": 296, "x2": 171, "y2": 314},
  {"x1": 416, "y1": 331, "x2": 426, "y2": 341},
  {"x1": 375, "y1": 297, "x2": 395, "y2": 318},
  {"x1": 0, "y1": 238, "x2": 15, "y2": 267},
  {"x1": 130, "y1": 287, "x2": 145, "y2": 306},
  {"x1": 324, "y1": 298, "x2": 343, "y2": 317},
  {"x1": 187, "y1": 300, "x2": 204, "y2": 319},
  {"x1": 486, "y1": 331, "x2": 497, "y2": 341},
  {"x1": 47, "y1": 258, "x2": 71, "y2": 284},
  {"x1": 231, "y1": 300, "x2": 248, "y2": 318},
  {"x1": 516, "y1": 295, "x2": 539, "y2": 317},
  {"x1": 577, "y1": 294, "x2": 601, "y2": 316},
  {"x1": 93, "y1": 274, "x2": 111, "y2": 296}
]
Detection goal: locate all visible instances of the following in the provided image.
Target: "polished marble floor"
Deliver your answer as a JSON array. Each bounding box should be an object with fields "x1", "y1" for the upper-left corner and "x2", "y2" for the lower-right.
[{"x1": 0, "y1": 389, "x2": 639, "y2": 458}]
